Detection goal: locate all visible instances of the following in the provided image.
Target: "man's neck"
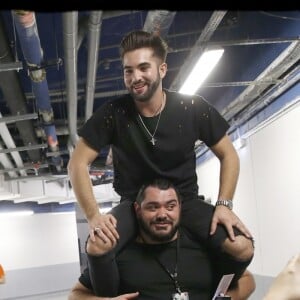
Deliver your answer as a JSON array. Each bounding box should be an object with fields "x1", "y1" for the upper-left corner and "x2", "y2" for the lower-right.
[
  {"x1": 136, "y1": 231, "x2": 178, "y2": 245},
  {"x1": 135, "y1": 89, "x2": 165, "y2": 117}
]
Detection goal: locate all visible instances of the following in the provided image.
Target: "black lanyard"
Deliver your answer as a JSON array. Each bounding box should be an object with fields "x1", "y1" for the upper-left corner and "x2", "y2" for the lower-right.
[{"x1": 154, "y1": 235, "x2": 182, "y2": 294}]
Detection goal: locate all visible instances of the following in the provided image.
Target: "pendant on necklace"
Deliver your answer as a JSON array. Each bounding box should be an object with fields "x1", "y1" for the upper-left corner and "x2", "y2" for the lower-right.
[{"x1": 150, "y1": 137, "x2": 156, "y2": 146}]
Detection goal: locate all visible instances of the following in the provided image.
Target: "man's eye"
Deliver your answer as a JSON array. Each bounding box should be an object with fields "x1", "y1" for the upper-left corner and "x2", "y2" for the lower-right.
[
  {"x1": 167, "y1": 204, "x2": 175, "y2": 210},
  {"x1": 146, "y1": 205, "x2": 155, "y2": 211},
  {"x1": 140, "y1": 66, "x2": 149, "y2": 72}
]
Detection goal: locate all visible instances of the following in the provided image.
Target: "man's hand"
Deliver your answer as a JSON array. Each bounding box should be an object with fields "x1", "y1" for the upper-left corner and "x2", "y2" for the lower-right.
[
  {"x1": 88, "y1": 213, "x2": 119, "y2": 244},
  {"x1": 68, "y1": 281, "x2": 138, "y2": 300},
  {"x1": 110, "y1": 292, "x2": 139, "y2": 299},
  {"x1": 210, "y1": 206, "x2": 253, "y2": 241}
]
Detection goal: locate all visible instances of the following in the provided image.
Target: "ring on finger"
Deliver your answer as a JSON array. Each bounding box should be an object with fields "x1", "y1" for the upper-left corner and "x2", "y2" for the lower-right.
[{"x1": 94, "y1": 226, "x2": 101, "y2": 231}]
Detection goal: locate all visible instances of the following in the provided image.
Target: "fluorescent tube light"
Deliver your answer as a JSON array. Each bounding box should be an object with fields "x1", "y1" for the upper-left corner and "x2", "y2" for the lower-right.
[
  {"x1": 0, "y1": 210, "x2": 34, "y2": 217},
  {"x1": 179, "y1": 48, "x2": 224, "y2": 95}
]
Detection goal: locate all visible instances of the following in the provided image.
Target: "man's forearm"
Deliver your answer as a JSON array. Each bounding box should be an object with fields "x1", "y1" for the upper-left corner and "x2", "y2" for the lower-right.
[
  {"x1": 69, "y1": 289, "x2": 102, "y2": 300},
  {"x1": 210, "y1": 134, "x2": 240, "y2": 201},
  {"x1": 88, "y1": 254, "x2": 120, "y2": 296},
  {"x1": 218, "y1": 151, "x2": 239, "y2": 201},
  {"x1": 68, "y1": 161, "x2": 99, "y2": 220},
  {"x1": 68, "y1": 282, "x2": 106, "y2": 300}
]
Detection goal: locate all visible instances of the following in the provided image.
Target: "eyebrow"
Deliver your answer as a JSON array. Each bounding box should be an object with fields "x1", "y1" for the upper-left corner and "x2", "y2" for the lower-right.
[
  {"x1": 144, "y1": 199, "x2": 178, "y2": 206},
  {"x1": 123, "y1": 62, "x2": 151, "y2": 70}
]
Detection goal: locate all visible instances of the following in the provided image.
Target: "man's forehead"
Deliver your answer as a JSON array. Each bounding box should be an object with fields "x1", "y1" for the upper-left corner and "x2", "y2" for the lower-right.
[{"x1": 143, "y1": 186, "x2": 178, "y2": 202}]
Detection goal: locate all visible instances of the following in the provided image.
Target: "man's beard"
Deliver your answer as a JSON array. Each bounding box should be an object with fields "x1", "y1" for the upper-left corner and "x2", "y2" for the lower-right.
[
  {"x1": 137, "y1": 216, "x2": 179, "y2": 243},
  {"x1": 129, "y1": 72, "x2": 161, "y2": 103}
]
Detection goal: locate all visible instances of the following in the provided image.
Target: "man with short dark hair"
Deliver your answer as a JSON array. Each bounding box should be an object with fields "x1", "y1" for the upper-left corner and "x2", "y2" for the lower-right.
[{"x1": 69, "y1": 179, "x2": 255, "y2": 300}]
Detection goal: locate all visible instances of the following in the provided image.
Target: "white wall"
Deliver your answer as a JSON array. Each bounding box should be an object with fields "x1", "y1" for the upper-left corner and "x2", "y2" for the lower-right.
[
  {"x1": 0, "y1": 212, "x2": 80, "y2": 299},
  {"x1": 0, "y1": 212, "x2": 79, "y2": 270},
  {"x1": 196, "y1": 101, "x2": 300, "y2": 296}
]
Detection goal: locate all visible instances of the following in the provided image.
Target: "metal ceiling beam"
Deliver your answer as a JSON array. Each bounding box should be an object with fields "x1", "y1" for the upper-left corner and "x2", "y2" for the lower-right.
[
  {"x1": 0, "y1": 146, "x2": 19, "y2": 178},
  {"x1": 222, "y1": 41, "x2": 300, "y2": 121},
  {"x1": 0, "y1": 61, "x2": 23, "y2": 72},
  {"x1": 232, "y1": 62, "x2": 300, "y2": 126},
  {"x1": 170, "y1": 11, "x2": 227, "y2": 91},
  {"x1": 0, "y1": 143, "x2": 48, "y2": 154},
  {"x1": 205, "y1": 37, "x2": 300, "y2": 47},
  {"x1": 0, "y1": 164, "x2": 49, "y2": 174},
  {"x1": 0, "y1": 121, "x2": 27, "y2": 177},
  {"x1": 0, "y1": 113, "x2": 38, "y2": 124},
  {"x1": 0, "y1": 163, "x2": 48, "y2": 174}
]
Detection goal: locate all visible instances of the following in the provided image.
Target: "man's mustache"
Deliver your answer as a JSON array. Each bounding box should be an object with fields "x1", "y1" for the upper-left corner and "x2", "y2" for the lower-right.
[{"x1": 151, "y1": 219, "x2": 173, "y2": 225}]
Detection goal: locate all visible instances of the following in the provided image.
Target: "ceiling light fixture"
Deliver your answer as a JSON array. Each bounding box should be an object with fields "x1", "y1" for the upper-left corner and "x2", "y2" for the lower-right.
[
  {"x1": 0, "y1": 210, "x2": 34, "y2": 217},
  {"x1": 179, "y1": 48, "x2": 224, "y2": 96}
]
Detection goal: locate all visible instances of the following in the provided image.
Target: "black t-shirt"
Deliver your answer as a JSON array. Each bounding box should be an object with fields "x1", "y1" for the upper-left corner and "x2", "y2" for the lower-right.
[
  {"x1": 79, "y1": 230, "x2": 217, "y2": 300},
  {"x1": 79, "y1": 89, "x2": 229, "y2": 200}
]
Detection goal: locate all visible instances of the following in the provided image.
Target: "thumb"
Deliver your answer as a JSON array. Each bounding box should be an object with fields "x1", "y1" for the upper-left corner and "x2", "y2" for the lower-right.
[{"x1": 210, "y1": 219, "x2": 217, "y2": 235}]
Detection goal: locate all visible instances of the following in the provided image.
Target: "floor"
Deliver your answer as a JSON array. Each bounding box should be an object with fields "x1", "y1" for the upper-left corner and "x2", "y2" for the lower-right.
[{"x1": 11, "y1": 291, "x2": 69, "y2": 300}]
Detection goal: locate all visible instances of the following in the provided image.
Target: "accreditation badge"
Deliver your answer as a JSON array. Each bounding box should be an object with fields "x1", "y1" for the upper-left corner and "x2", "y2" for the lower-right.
[{"x1": 172, "y1": 291, "x2": 189, "y2": 300}]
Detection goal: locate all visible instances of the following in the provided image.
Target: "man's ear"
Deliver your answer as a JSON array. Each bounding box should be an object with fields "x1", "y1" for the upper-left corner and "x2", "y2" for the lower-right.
[
  {"x1": 134, "y1": 202, "x2": 140, "y2": 215},
  {"x1": 159, "y1": 62, "x2": 167, "y2": 79}
]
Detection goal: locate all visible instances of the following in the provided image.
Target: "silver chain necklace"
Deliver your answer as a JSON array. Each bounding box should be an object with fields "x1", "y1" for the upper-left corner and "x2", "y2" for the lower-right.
[{"x1": 138, "y1": 92, "x2": 165, "y2": 146}]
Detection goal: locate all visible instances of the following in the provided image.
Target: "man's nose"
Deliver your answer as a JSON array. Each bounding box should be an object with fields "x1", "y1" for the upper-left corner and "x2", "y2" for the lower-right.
[
  {"x1": 132, "y1": 69, "x2": 143, "y2": 82},
  {"x1": 156, "y1": 209, "x2": 167, "y2": 219}
]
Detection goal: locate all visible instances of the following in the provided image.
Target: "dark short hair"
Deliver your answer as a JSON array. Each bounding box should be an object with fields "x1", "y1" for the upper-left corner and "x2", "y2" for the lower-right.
[
  {"x1": 119, "y1": 30, "x2": 168, "y2": 62},
  {"x1": 136, "y1": 178, "x2": 181, "y2": 205}
]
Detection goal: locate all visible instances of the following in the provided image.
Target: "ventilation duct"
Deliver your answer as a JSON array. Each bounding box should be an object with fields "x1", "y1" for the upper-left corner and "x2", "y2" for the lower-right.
[
  {"x1": 84, "y1": 11, "x2": 103, "y2": 121},
  {"x1": 143, "y1": 10, "x2": 176, "y2": 36},
  {"x1": 62, "y1": 11, "x2": 79, "y2": 151},
  {"x1": 0, "y1": 14, "x2": 41, "y2": 174},
  {"x1": 12, "y1": 10, "x2": 63, "y2": 172}
]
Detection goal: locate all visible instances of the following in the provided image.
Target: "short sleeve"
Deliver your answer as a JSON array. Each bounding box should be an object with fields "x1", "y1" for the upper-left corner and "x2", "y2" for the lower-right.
[
  {"x1": 195, "y1": 97, "x2": 230, "y2": 147},
  {"x1": 78, "y1": 102, "x2": 114, "y2": 152}
]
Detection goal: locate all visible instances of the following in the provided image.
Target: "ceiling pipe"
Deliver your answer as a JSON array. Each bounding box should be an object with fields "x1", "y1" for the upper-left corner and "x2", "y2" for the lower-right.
[
  {"x1": 0, "y1": 14, "x2": 41, "y2": 171},
  {"x1": 85, "y1": 11, "x2": 103, "y2": 121},
  {"x1": 143, "y1": 10, "x2": 176, "y2": 36},
  {"x1": 62, "y1": 11, "x2": 79, "y2": 152},
  {"x1": 12, "y1": 10, "x2": 63, "y2": 172},
  {"x1": 222, "y1": 41, "x2": 300, "y2": 121}
]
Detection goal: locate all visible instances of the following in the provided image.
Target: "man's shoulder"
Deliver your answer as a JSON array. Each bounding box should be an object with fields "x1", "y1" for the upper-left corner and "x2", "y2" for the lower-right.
[
  {"x1": 179, "y1": 228, "x2": 209, "y2": 251},
  {"x1": 165, "y1": 89, "x2": 207, "y2": 106},
  {"x1": 92, "y1": 93, "x2": 133, "y2": 115}
]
